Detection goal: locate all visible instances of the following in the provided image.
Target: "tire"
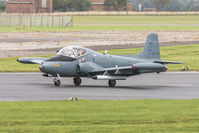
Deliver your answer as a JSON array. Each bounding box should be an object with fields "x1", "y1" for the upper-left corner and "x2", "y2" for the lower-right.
[
  {"x1": 74, "y1": 77, "x2": 81, "y2": 86},
  {"x1": 108, "y1": 80, "x2": 116, "y2": 87},
  {"x1": 54, "y1": 80, "x2": 61, "y2": 87}
]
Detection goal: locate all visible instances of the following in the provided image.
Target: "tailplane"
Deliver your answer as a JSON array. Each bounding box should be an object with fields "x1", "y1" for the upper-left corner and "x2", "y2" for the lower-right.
[{"x1": 137, "y1": 33, "x2": 160, "y2": 59}]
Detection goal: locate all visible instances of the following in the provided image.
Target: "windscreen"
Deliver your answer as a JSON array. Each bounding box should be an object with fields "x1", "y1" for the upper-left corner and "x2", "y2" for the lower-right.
[
  {"x1": 57, "y1": 47, "x2": 76, "y2": 58},
  {"x1": 57, "y1": 47, "x2": 87, "y2": 58}
]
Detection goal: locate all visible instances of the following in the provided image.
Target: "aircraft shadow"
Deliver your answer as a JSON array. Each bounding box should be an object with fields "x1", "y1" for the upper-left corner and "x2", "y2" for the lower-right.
[{"x1": 37, "y1": 83, "x2": 174, "y2": 90}]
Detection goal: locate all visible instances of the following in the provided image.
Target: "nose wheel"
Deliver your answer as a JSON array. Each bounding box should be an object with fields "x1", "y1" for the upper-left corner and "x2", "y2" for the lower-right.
[
  {"x1": 74, "y1": 77, "x2": 81, "y2": 86},
  {"x1": 108, "y1": 80, "x2": 116, "y2": 87},
  {"x1": 54, "y1": 74, "x2": 61, "y2": 87},
  {"x1": 54, "y1": 79, "x2": 61, "y2": 87}
]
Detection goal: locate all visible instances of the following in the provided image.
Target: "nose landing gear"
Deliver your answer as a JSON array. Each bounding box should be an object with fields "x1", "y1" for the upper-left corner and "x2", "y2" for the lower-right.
[
  {"x1": 73, "y1": 76, "x2": 81, "y2": 86},
  {"x1": 54, "y1": 74, "x2": 61, "y2": 87}
]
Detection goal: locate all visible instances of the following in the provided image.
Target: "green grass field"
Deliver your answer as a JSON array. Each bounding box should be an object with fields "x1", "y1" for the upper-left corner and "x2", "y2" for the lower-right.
[
  {"x1": 0, "y1": 15, "x2": 199, "y2": 32},
  {"x1": 73, "y1": 15, "x2": 199, "y2": 24},
  {"x1": 0, "y1": 44, "x2": 198, "y2": 72},
  {"x1": 0, "y1": 25, "x2": 198, "y2": 32},
  {"x1": 0, "y1": 99, "x2": 199, "y2": 133}
]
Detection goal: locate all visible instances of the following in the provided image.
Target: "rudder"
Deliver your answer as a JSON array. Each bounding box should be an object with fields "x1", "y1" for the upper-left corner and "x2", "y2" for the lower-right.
[{"x1": 137, "y1": 33, "x2": 160, "y2": 59}]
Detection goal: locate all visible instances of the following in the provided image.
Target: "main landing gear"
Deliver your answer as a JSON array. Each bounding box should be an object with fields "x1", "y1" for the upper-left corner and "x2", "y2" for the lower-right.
[
  {"x1": 73, "y1": 76, "x2": 82, "y2": 86},
  {"x1": 53, "y1": 75, "x2": 82, "y2": 87},
  {"x1": 53, "y1": 75, "x2": 116, "y2": 87},
  {"x1": 54, "y1": 79, "x2": 61, "y2": 87},
  {"x1": 108, "y1": 80, "x2": 116, "y2": 87}
]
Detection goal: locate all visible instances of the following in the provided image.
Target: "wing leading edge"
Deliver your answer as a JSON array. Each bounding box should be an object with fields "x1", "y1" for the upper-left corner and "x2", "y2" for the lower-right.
[{"x1": 17, "y1": 57, "x2": 46, "y2": 64}]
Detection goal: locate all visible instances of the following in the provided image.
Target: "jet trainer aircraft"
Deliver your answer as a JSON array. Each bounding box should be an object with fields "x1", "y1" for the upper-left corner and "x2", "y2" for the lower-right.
[{"x1": 17, "y1": 33, "x2": 182, "y2": 87}]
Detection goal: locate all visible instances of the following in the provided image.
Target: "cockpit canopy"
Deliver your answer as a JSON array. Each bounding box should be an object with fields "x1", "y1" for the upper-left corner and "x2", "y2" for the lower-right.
[{"x1": 57, "y1": 46, "x2": 87, "y2": 59}]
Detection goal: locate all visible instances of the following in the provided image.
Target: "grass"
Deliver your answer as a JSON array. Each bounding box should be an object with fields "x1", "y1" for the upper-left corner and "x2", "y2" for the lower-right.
[
  {"x1": 73, "y1": 15, "x2": 199, "y2": 24},
  {"x1": 0, "y1": 15, "x2": 199, "y2": 32},
  {"x1": 0, "y1": 25, "x2": 198, "y2": 32},
  {"x1": 0, "y1": 55, "x2": 50, "y2": 72},
  {"x1": 0, "y1": 44, "x2": 198, "y2": 72},
  {"x1": 0, "y1": 99, "x2": 199, "y2": 133}
]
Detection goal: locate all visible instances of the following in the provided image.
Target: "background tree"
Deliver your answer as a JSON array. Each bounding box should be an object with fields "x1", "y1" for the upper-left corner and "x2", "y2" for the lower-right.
[
  {"x1": 187, "y1": 0, "x2": 199, "y2": 11},
  {"x1": 53, "y1": 0, "x2": 63, "y2": 11},
  {"x1": 104, "y1": 0, "x2": 127, "y2": 11},
  {"x1": 53, "y1": 0, "x2": 91, "y2": 12},
  {"x1": 117, "y1": 0, "x2": 127, "y2": 10},
  {"x1": 104, "y1": 0, "x2": 118, "y2": 11},
  {"x1": 54, "y1": 0, "x2": 199, "y2": 12},
  {"x1": 167, "y1": 0, "x2": 180, "y2": 11},
  {"x1": 153, "y1": 0, "x2": 171, "y2": 11},
  {"x1": 142, "y1": 0, "x2": 156, "y2": 9},
  {"x1": 75, "y1": 0, "x2": 91, "y2": 11}
]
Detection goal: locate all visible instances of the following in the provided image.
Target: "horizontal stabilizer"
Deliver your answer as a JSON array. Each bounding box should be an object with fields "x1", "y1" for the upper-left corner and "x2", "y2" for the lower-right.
[{"x1": 154, "y1": 60, "x2": 184, "y2": 64}]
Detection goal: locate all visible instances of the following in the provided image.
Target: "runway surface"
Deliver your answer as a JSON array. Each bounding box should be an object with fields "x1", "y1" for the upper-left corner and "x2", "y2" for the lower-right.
[{"x1": 0, "y1": 72, "x2": 198, "y2": 101}]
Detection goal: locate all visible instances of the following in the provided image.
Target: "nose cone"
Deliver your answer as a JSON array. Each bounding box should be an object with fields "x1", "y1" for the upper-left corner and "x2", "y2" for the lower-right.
[{"x1": 39, "y1": 64, "x2": 45, "y2": 72}]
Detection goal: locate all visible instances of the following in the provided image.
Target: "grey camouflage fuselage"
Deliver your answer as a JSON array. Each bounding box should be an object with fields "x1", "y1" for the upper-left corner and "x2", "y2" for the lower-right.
[{"x1": 17, "y1": 33, "x2": 182, "y2": 87}]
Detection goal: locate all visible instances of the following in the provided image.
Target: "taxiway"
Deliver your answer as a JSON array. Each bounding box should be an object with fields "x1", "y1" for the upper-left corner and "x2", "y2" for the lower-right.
[{"x1": 0, "y1": 72, "x2": 198, "y2": 101}]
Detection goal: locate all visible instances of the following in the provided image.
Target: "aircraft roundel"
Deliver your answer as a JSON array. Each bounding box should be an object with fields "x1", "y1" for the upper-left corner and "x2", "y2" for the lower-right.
[{"x1": 147, "y1": 48, "x2": 152, "y2": 56}]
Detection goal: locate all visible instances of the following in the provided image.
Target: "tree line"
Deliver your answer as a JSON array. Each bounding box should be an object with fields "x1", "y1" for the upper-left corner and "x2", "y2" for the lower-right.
[
  {"x1": 53, "y1": 0, "x2": 91, "y2": 12},
  {"x1": 104, "y1": 0, "x2": 127, "y2": 11},
  {"x1": 131, "y1": 0, "x2": 199, "y2": 11},
  {"x1": 53, "y1": 0, "x2": 127, "y2": 12},
  {"x1": 53, "y1": 0, "x2": 199, "y2": 12}
]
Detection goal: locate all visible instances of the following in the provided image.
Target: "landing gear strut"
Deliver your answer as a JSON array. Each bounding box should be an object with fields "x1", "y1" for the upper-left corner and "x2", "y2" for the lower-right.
[
  {"x1": 54, "y1": 74, "x2": 61, "y2": 87},
  {"x1": 73, "y1": 76, "x2": 81, "y2": 86},
  {"x1": 108, "y1": 80, "x2": 116, "y2": 87}
]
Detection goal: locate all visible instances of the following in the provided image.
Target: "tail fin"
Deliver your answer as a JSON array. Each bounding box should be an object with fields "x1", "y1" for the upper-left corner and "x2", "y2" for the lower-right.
[{"x1": 137, "y1": 33, "x2": 160, "y2": 59}]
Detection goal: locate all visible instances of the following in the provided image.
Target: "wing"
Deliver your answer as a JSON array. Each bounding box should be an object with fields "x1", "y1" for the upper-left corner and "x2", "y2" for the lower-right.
[
  {"x1": 90, "y1": 66, "x2": 132, "y2": 73},
  {"x1": 89, "y1": 63, "x2": 167, "y2": 76},
  {"x1": 17, "y1": 57, "x2": 46, "y2": 64}
]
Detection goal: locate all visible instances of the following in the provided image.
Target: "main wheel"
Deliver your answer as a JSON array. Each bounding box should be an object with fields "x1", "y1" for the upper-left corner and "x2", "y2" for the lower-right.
[
  {"x1": 54, "y1": 80, "x2": 61, "y2": 87},
  {"x1": 108, "y1": 80, "x2": 116, "y2": 87},
  {"x1": 73, "y1": 77, "x2": 81, "y2": 86}
]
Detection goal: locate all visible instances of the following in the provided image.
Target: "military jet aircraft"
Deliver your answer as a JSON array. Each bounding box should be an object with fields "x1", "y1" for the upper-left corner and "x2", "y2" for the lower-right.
[{"x1": 17, "y1": 33, "x2": 182, "y2": 87}]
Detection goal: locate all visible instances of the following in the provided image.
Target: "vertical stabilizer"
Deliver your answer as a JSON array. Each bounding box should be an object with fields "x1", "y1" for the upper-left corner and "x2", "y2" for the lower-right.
[{"x1": 138, "y1": 33, "x2": 160, "y2": 59}]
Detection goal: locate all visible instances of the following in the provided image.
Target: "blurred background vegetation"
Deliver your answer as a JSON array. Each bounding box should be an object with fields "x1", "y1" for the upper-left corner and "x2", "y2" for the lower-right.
[{"x1": 52, "y1": 0, "x2": 199, "y2": 12}]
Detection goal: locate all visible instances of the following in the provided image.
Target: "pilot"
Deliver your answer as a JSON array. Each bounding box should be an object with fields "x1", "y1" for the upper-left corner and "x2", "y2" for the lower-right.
[{"x1": 79, "y1": 50, "x2": 83, "y2": 56}]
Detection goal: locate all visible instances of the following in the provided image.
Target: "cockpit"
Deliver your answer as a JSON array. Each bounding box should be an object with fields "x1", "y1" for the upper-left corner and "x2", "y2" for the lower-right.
[
  {"x1": 57, "y1": 46, "x2": 87, "y2": 59},
  {"x1": 46, "y1": 46, "x2": 88, "y2": 62}
]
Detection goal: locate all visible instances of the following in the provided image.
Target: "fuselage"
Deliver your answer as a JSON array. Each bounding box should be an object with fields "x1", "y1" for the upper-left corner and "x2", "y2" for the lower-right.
[
  {"x1": 39, "y1": 48, "x2": 155, "y2": 77},
  {"x1": 17, "y1": 33, "x2": 181, "y2": 87}
]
